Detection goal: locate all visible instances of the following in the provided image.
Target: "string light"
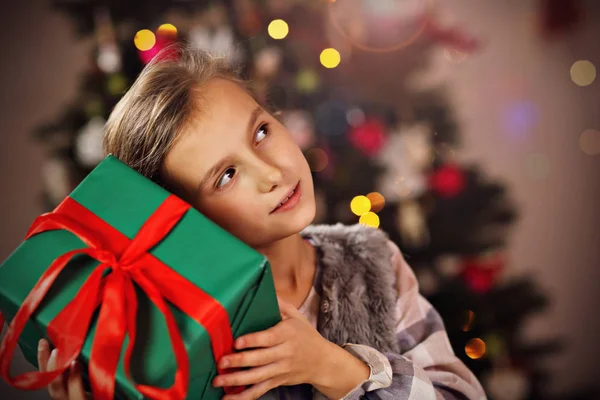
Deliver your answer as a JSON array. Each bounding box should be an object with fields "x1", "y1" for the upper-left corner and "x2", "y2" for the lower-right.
[
  {"x1": 570, "y1": 60, "x2": 596, "y2": 87},
  {"x1": 268, "y1": 19, "x2": 289, "y2": 39},
  {"x1": 465, "y1": 338, "x2": 486, "y2": 359},
  {"x1": 157, "y1": 23, "x2": 177, "y2": 37},
  {"x1": 320, "y1": 48, "x2": 341, "y2": 68},
  {"x1": 359, "y1": 212, "x2": 380, "y2": 228},
  {"x1": 350, "y1": 195, "x2": 371, "y2": 216},
  {"x1": 134, "y1": 29, "x2": 156, "y2": 51},
  {"x1": 366, "y1": 192, "x2": 385, "y2": 213}
]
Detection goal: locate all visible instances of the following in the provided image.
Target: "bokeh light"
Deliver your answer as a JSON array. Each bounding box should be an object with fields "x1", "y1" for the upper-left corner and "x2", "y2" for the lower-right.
[
  {"x1": 359, "y1": 211, "x2": 380, "y2": 228},
  {"x1": 296, "y1": 69, "x2": 320, "y2": 93},
  {"x1": 306, "y1": 148, "x2": 329, "y2": 172},
  {"x1": 350, "y1": 195, "x2": 371, "y2": 216},
  {"x1": 525, "y1": 153, "x2": 551, "y2": 179},
  {"x1": 461, "y1": 310, "x2": 475, "y2": 332},
  {"x1": 503, "y1": 101, "x2": 539, "y2": 139},
  {"x1": 320, "y1": 48, "x2": 341, "y2": 68},
  {"x1": 579, "y1": 129, "x2": 600, "y2": 155},
  {"x1": 366, "y1": 192, "x2": 385, "y2": 212},
  {"x1": 346, "y1": 107, "x2": 366, "y2": 127},
  {"x1": 157, "y1": 23, "x2": 178, "y2": 37},
  {"x1": 134, "y1": 29, "x2": 156, "y2": 51},
  {"x1": 268, "y1": 19, "x2": 289, "y2": 39},
  {"x1": 465, "y1": 338, "x2": 486, "y2": 359},
  {"x1": 570, "y1": 60, "x2": 596, "y2": 87}
]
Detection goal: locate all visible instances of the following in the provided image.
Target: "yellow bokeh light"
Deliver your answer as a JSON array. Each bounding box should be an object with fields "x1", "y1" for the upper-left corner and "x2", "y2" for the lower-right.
[
  {"x1": 134, "y1": 29, "x2": 156, "y2": 51},
  {"x1": 296, "y1": 69, "x2": 319, "y2": 93},
  {"x1": 465, "y1": 338, "x2": 486, "y2": 359},
  {"x1": 359, "y1": 212, "x2": 380, "y2": 228},
  {"x1": 350, "y1": 195, "x2": 371, "y2": 216},
  {"x1": 570, "y1": 60, "x2": 596, "y2": 87},
  {"x1": 320, "y1": 48, "x2": 341, "y2": 68},
  {"x1": 157, "y1": 23, "x2": 178, "y2": 37},
  {"x1": 366, "y1": 192, "x2": 385, "y2": 213},
  {"x1": 579, "y1": 129, "x2": 600, "y2": 155},
  {"x1": 268, "y1": 19, "x2": 289, "y2": 40}
]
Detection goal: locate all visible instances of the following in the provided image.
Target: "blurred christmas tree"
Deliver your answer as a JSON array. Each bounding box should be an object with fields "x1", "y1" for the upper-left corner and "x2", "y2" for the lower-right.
[{"x1": 37, "y1": 1, "x2": 598, "y2": 399}]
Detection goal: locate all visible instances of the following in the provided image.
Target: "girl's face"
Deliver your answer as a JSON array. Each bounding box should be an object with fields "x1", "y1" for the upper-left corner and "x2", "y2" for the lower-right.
[{"x1": 162, "y1": 78, "x2": 316, "y2": 248}]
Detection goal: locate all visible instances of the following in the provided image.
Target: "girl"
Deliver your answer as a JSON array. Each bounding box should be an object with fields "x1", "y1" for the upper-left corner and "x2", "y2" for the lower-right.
[{"x1": 37, "y1": 44, "x2": 486, "y2": 400}]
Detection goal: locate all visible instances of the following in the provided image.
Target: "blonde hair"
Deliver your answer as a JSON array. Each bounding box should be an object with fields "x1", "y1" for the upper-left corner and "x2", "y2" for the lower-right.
[{"x1": 103, "y1": 43, "x2": 249, "y2": 185}]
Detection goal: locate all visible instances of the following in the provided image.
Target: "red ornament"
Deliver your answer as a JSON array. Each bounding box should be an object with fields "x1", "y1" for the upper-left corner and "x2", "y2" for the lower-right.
[
  {"x1": 461, "y1": 252, "x2": 506, "y2": 294},
  {"x1": 429, "y1": 164, "x2": 465, "y2": 198},
  {"x1": 348, "y1": 119, "x2": 387, "y2": 157}
]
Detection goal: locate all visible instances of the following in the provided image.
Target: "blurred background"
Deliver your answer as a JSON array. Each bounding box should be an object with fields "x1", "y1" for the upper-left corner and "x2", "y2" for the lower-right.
[{"x1": 1, "y1": 0, "x2": 599, "y2": 399}]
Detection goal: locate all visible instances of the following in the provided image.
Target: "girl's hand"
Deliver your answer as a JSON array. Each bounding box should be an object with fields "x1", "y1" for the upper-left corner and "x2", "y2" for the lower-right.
[
  {"x1": 213, "y1": 298, "x2": 333, "y2": 400},
  {"x1": 38, "y1": 339, "x2": 91, "y2": 400}
]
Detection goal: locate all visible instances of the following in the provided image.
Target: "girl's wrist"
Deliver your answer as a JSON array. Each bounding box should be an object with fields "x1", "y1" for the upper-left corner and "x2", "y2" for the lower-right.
[{"x1": 311, "y1": 341, "x2": 371, "y2": 399}]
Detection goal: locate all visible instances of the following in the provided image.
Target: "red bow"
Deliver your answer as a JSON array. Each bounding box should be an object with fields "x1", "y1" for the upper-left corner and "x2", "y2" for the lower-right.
[{"x1": 0, "y1": 195, "x2": 243, "y2": 399}]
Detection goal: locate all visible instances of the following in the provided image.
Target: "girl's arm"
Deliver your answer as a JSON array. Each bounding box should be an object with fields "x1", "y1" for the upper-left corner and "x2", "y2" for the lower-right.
[{"x1": 326, "y1": 241, "x2": 486, "y2": 400}]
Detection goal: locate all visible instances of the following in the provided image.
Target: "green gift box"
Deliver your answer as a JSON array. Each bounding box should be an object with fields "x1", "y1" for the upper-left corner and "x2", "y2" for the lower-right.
[{"x1": 0, "y1": 155, "x2": 281, "y2": 399}]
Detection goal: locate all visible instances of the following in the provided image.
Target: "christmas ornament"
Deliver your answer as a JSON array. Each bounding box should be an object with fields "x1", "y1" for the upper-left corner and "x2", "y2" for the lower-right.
[
  {"x1": 348, "y1": 118, "x2": 387, "y2": 157},
  {"x1": 483, "y1": 367, "x2": 529, "y2": 400},
  {"x1": 97, "y1": 43, "x2": 122, "y2": 73},
  {"x1": 396, "y1": 200, "x2": 430, "y2": 248},
  {"x1": 366, "y1": 192, "x2": 385, "y2": 213},
  {"x1": 465, "y1": 337, "x2": 486, "y2": 359},
  {"x1": 75, "y1": 116, "x2": 106, "y2": 168},
  {"x1": 460, "y1": 251, "x2": 505, "y2": 294},
  {"x1": 429, "y1": 164, "x2": 465, "y2": 198},
  {"x1": 377, "y1": 124, "x2": 432, "y2": 201}
]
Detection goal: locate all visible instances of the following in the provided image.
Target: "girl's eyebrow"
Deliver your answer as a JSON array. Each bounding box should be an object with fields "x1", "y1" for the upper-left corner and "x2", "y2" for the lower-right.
[{"x1": 195, "y1": 106, "x2": 263, "y2": 193}]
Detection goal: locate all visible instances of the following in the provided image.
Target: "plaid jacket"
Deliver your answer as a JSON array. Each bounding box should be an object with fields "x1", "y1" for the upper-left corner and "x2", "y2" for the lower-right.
[{"x1": 264, "y1": 224, "x2": 486, "y2": 400}]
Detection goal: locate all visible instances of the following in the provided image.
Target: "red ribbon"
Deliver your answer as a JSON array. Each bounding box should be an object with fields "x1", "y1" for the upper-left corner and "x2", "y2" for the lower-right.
[{"x1": 0, "y1": 195, "x2": 244, "y2": 399}]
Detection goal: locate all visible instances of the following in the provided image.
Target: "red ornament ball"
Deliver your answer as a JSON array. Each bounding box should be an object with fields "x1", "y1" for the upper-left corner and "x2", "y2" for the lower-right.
[
  {"x1": 429, "y1": 164, "x2": 465, "y2": 198},
  {"x1": 348, "y1": 118, "x2": 387, "y2": 157}
]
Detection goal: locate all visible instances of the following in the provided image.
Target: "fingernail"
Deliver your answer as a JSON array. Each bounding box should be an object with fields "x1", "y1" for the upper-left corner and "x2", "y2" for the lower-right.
[
  {"x1": 235, "y1": 339, "x2": 245, "y2": 348},
  {"x1": 38, "y1": 339, "x2": 45, "y2": 351},
  {"x1": 70, "y1": 360, "x2": 80, "y2": 374},
  {"x1": 50, "y1": 348, "x2": 58, "y2": 359},
  {"x1": 220, "y1": 358, "x2": 230, "y2": 368}
]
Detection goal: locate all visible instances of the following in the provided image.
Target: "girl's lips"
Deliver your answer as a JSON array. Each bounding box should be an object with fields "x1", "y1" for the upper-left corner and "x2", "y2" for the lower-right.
[{"x1": 271, "y1": 182, "x2": 301, "y2": 214}]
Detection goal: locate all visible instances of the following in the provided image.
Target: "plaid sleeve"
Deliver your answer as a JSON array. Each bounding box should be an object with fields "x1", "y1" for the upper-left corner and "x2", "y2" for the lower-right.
[{"x1": 333, "y1": 241, "x2": 487, "y2": 400}]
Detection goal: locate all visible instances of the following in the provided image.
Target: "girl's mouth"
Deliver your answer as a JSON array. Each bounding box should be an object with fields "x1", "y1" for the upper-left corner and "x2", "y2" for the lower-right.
[{"x1": 271, "y1": 182, "x2": 301, "y2": 214}]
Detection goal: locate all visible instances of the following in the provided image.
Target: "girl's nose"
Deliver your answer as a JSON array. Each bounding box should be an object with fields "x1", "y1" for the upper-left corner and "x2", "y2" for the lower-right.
[{"x1": 257, "y1": 164, "x2": 283, "y2": 193}]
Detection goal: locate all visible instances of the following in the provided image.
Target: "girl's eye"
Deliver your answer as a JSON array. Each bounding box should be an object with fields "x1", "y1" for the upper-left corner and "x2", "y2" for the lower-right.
[
  {"x1": 217, "y1": 168, "x2": 236, "y2": 189},
  {"x1": 255, "y1": 123, "x2": 269, "y2": 144}
]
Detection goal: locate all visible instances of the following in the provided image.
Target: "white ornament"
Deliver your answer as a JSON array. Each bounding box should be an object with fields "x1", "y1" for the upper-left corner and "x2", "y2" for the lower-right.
[
  {"x1": 97, "y1": 44, "x2": 121, "y2": 73},
  {"x1": 75, "y1": 116, "x2": 106, "y2": 168},
  {"x1": 376, "y1": 123, "x2": 432, "y2": 201},
  {"x1": 189, "y1": 25, "x2": 239, "y2": 63}
]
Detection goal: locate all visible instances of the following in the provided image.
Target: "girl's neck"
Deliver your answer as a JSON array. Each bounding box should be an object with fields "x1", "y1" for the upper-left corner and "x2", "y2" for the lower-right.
[{"x1": 255, "y1": 232, "x2": 315, "y2": 294}]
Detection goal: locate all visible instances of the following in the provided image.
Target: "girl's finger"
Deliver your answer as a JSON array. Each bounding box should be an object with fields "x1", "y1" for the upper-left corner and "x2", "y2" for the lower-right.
[
  {"x1": 220, "y1": 344, "x2": 284, "y2": 369},
  {"x1": 47, "y1": 349, "x2": 68, "y2": 400},
  {"x1": 214, "y1": 363, "x2": 280, "y2": 388},
  {"x1": 222, "y1": 378, "x2": 277, "y2": 400},
  {"x1": 37, "y1": 339, "x2": 50, "y2": 372},
  {"x1": 67, "y1": 361, "x2": 88, "y2": 400}
]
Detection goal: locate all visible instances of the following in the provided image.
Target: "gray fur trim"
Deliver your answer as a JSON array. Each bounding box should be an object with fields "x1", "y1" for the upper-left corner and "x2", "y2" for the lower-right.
[{"x1": 301, "y1": 223, "x2": 400, "y2": 353}]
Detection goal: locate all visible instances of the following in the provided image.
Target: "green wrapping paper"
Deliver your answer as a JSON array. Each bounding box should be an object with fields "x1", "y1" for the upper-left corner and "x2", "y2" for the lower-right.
[{"x1": 0, "y1": 155, "x2": 281, "y2": 399}]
